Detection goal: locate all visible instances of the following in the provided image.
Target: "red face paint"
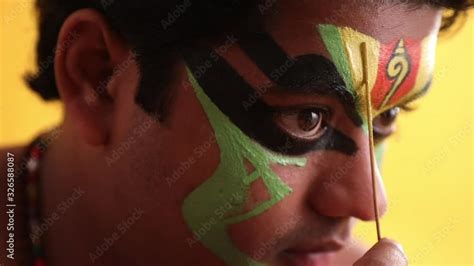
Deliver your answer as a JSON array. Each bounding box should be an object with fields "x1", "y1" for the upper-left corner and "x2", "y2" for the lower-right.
[{"x1": 372, "y1": 37, "x2": 427, "y2": 110}]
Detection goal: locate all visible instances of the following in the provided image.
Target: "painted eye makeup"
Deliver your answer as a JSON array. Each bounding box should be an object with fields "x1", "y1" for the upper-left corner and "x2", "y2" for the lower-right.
[
  {"x1": 373, "y1": 106, "x2": 400, "y2": 141},
  {"x1": 372, "y1": 98, "x2": 418, "y2": 142},
  {"x1": 274, "y1": 107, "x2": 329, "y2": 141},
  {"x1": 182, "y1": 42, "x2": 358, "y2": 156}
]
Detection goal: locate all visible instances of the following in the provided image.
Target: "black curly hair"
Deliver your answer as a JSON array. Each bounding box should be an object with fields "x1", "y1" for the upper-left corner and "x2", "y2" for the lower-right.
[{"x1": 25, "y1": 0, "x2": 473, "y2": 118}]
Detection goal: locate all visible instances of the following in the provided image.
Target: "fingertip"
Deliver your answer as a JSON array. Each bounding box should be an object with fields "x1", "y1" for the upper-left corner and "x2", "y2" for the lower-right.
[
  {"x1": 379, "y1": 238, "x2": 405, "y2": 254},
  {"x1": 353, "y1": 238, "x2": 407, "y2": 266}
]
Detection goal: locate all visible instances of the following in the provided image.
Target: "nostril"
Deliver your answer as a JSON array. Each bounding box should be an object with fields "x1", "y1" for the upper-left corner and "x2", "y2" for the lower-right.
[{"x1": 354, "y1": 207, "x2": 378, "y2": 222}]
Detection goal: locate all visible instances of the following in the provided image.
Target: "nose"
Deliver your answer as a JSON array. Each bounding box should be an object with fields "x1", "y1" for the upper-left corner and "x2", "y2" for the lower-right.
[{"x1": 309, "y1": 135, "x2": 388, "y2": 221}]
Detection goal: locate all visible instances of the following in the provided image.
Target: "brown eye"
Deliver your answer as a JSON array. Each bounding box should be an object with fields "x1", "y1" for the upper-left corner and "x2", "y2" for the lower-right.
[
  {"x1": 275, "y1": 108, "x2": 327, "y2": 140},
  {"x1": 373, "y1": 107, "x2": 400, "y2": 141}
]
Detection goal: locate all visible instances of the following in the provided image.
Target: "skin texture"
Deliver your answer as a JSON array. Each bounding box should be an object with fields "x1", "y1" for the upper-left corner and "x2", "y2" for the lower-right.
[
  {"x1": 183, "y1": 69, "x2": 306, "y2": 266},
  {"x1": 318, "y1": 24, "x2": 436, "y2": 119},
  {"x1": 180, "y1": 20, "x2": 437, "y2": 264},
  {"x1": 182, "y1": 43, "x2": 359, "y2": 156},
  {"x1": 354, "y1": 238, "x2": 407, "y2": 266},
  {"x1": 0, "y1": 1, "x2": 442, "y2": 266}
]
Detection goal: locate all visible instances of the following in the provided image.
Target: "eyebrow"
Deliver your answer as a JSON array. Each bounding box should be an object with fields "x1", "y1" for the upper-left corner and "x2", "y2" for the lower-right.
[
  {"x1": 237, "y1": 32, "x2": 363, "y2": 126},
  {"x1": 181, "y1": 44, "x2": 358, "y2": 156}
]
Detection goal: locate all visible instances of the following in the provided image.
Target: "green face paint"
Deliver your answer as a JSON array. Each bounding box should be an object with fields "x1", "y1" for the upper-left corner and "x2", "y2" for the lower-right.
[
  {"x1": 318, "y1": 24, "x2": 358, "y2": 97},
  {"x1": 180, "y1": 23, "x2": 436, "y2": 265},
  {"x1": 318, "y1": 24, "x2": 381, "y2": 133},
  {"x1": 375, "y1": 143, "x2": 386, "y2": 169},
  {"x1": 319, "y1": 24, "x2": 436, "y2": 115},
  {"x1": 318, "y1": 23, "x2": 436, "y2": 164},
  {"x1": 182, "y1": 67, "x2": 307, "y2": 266}
]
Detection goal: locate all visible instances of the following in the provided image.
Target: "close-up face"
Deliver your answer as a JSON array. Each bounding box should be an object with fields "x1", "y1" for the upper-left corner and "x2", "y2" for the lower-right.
[
  {"x1": 105, "y1": 1, "x2": 441, "y2": 265},
  {"x1": 5, "y1": 0, "x2": 474, "y2": 264}
]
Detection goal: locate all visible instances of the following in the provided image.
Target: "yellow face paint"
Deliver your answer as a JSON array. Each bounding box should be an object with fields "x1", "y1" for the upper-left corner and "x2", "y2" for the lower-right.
[
  {"x1": 178, "y1": 23, "x2": 437, "y2": 266},
  {"x1": 318, "y1": 25, "x2": 438, "y2": 241},
  {"x1": 183, "y1": 67, "x2": 307, "y2": 266},
  {"x1": 318, "y1": 24, "x2": 437, "y2": 120}
]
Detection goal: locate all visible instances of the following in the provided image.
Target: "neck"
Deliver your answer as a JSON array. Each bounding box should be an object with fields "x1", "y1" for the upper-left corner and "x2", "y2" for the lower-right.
[
  {"x1": 36, "y1": 123, "x2": 207, "y2": 265},
  {"x1": 39, "y1": 125, "x2": 135, "y2": 266}
]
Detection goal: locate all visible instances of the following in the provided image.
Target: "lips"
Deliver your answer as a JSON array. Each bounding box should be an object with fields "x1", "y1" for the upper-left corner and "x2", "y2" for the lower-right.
[{"x1": 282, "y1": 240, "x2": 344, "y2": 266}]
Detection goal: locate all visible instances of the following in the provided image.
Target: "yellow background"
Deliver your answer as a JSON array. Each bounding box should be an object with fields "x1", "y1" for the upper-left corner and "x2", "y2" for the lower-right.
[{"x1": 1, "y1": 1, "x2": 472, "y2": 265}]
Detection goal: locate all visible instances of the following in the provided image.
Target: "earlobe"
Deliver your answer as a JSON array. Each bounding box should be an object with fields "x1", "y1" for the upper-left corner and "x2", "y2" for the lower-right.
[{"x1": 54, "y1": 8, "x2": 131, "y2": 146}]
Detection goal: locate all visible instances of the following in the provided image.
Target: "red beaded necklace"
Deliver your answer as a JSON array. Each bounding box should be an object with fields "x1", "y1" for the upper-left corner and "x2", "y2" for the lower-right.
[{"x1": 23, "y1": 135, "x2": 47, "y2": 266}]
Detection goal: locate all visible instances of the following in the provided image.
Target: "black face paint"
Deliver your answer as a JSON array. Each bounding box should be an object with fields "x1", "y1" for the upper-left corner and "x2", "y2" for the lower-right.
[
  {"x1": 238, "y1": 32, "x2": 363, "y2": 126},
  {"x1": 181, "y1": 44, "x2": 358, "y2": 156}
]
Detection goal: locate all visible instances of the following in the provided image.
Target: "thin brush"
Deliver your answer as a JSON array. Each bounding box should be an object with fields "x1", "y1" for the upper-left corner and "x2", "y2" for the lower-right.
[{"x1": 360, "y1": 42, "x2": 382, "y2": 241}]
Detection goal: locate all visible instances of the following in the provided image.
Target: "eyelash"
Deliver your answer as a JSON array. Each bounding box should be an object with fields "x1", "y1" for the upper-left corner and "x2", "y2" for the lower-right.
[
  {"x1": 399, "y1": 102, "x2": 417, "y2": 112},
  {"x1": 373, "y1": 102, "x2": 416, "y2": 143},
  {"x1": 272, "y1": 100, "x2": 416, "y2": 144},
  {"x1": 273, "y1": 105, "x2": 331, "y2": 141}
]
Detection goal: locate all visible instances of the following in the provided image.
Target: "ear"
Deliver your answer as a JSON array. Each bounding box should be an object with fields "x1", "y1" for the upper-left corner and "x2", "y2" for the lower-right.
[{"x1": 54, "y1": 8, "x2": 134, "y2": 146}]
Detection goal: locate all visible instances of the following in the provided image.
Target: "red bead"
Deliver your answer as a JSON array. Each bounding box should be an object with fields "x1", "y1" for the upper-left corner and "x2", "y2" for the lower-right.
[{"x1": 31, "y1": 147, "x2": 41, "y2": 159}]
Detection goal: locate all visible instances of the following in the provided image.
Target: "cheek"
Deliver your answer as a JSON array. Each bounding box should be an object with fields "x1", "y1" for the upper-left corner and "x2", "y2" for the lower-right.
[
  {"x1": 226, "y1": 164, "x2": 310, "y2": 262},
  {"x1": 179, "y1": 67, "x2": 310, "y2": 264},
  {"x1": 107, "y1": 81, "x2": 224, "y2": 264},
  {"x1": 227, "y1": 157, "x2": 327, "y2": 261},
  {"x1": 160, "y1": 77, "x2": 222, "y2": 200},
  {"x1": 154, "y1": 78, "x2": 224, "y2": 212}
]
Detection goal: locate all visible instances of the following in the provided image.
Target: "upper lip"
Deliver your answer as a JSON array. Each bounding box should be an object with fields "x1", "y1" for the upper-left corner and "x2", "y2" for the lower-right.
[{"x1": 285, "y1": 238, "x2": 345, "y2": 255}]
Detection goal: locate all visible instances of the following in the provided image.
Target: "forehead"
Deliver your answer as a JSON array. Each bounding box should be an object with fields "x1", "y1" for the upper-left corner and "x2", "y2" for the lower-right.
[
  {"x1": 264, "y1": 0, "x2": 441, "y2": 57},
  {"x1": 215, "y1": 1, "x2": 441, "y2": 117}
]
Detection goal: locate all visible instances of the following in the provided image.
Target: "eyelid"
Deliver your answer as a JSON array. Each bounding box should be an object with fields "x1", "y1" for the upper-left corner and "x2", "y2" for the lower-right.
[
  {"x1": 273, "y1": 107, "x2": 330, "y2": 143},
  {"x1": 373, "y1": 106, "x2": 402, "y2": 142},
  {"x1": 392, "y1": 87, "x2": 429, "y2": 112},
  {"x1": 377, "y1": 99, "x2": 419, "y2": 116},
  {"x1": 272, "y1": 104, "x2": 332, "y2": 119},
  {"x1": 398, "y1": 102, "x2": 418, "y2": 112}
]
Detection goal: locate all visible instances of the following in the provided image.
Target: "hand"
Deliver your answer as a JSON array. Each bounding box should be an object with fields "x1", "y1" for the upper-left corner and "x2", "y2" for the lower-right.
[{"x1": 353, "y1": 238, "x2": 407, "y2": 266}]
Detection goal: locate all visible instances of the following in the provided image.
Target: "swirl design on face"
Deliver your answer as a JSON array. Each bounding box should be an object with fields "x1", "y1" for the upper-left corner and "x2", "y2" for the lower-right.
[
  {"x1": 318, "y1": 24, "x2": 436, "y2": 118},
  {"x1": 383, "y1": 39, "x2": 411, "y2": 108},
  {"x1": 180, "y1": 23, "x2": 437, "y2": 266}
]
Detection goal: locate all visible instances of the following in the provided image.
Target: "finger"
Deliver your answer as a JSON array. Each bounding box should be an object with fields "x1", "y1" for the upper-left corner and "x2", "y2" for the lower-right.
[{"x1": 353, "y1": 238, "x2": 407, "y2": 266}]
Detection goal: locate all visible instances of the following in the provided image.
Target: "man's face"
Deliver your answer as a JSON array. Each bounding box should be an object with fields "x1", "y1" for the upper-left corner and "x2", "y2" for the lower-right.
[{"x1": 114, "y1": 1, "x2": 441, "y2": 265}]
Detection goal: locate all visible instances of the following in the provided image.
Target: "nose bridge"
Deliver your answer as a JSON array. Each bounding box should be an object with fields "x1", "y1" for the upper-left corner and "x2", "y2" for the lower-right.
[{"x1": 311, "y1": 134, "x2": 387, "y2": 221}]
